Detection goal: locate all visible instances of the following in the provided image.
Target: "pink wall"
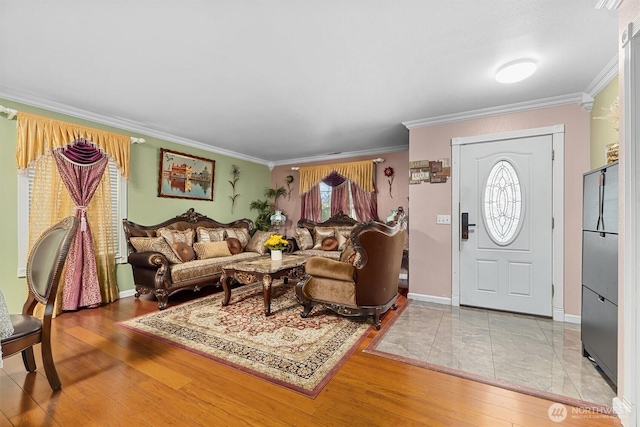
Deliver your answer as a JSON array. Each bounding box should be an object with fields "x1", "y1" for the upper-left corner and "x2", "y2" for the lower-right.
[
  {"x1": 270, "y1": 150, "x2": 409, "y2": 236},
  {"x1": 408, "y1": 104, "x2": 590, "y2": 316}
]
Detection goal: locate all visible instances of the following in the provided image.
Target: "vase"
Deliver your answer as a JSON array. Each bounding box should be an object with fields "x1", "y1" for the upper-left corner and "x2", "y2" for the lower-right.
[{"x1": 271, "y1": 250, "x2": 283, "y2": 261}]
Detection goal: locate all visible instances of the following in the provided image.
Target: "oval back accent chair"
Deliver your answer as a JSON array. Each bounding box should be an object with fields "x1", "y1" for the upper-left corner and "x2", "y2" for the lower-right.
[
  {"x1": 1, "y1": 216, "x2": 79, "y2": 390},
  {"x1": 295, "y1": 212, "x2": 407, "y2": 329}
]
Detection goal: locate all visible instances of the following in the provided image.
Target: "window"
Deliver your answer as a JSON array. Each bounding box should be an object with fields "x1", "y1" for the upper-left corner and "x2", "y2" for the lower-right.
[
  {"x1": 318, "y1": 182, "x2": 357, "y2": 221},
  {"x1": 483, "y1": 160, "x2": 523, "y2": 245},
  {"x1": 17, "y1": 159, "x2": 127, "y2": 277}
]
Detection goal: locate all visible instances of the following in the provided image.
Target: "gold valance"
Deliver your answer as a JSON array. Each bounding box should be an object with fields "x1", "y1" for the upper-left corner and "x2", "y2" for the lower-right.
[
  {"x1": 298, "y1": 160, "x2": 375, "y2": 194},
  {"x1": 16, "y1": 112, "x2": 130, "y2": 179}
]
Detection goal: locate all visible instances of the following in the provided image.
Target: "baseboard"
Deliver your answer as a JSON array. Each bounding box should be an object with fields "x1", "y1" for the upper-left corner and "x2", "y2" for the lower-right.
[
  {"x1": 553, "y1": 307, "x2": 564, "y2": 322},
  {"x1": 119, "y1": 289, "x2": 136, "y2": 299},
  {"x1": 407, "y1": 292, "x2": 452, "y2": 306},
  {"x1": 613, "y1": 397, "x2": 634, "y2": 426},
  {"x1": 564, "y1": 314, "x2": 581, "y2": 324}
]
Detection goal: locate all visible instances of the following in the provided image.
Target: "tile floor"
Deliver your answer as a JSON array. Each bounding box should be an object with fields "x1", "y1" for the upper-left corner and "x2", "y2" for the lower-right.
[{"x1": 375, "y1": 300, "x2": 617, "y2": 407}]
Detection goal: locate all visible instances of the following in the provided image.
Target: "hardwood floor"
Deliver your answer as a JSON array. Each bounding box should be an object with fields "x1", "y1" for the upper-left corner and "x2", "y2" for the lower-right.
[{"x1": 1, "y1": 287, "x2": 622, "y2": 427}]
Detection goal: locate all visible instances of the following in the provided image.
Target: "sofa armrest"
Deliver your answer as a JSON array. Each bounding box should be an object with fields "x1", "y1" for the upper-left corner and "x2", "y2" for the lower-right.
[
  {"x1": 127, "y1": 251, "x2": 170, "y2": 269},
  {"x1": 305, "y1": 257, "x2": 355, "y2": 281}
]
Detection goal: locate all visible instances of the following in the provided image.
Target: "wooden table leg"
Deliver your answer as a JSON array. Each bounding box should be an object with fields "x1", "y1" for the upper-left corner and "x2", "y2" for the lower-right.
[
  {"x1": 263, "y1": 274, "x2": 272, "y2": 316},
  {"x1": 221, "y1": 271, "x2": 232, "y2": 306}
]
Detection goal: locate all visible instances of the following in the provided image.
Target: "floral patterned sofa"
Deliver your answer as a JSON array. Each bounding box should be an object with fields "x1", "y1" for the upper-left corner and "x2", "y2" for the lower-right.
[
  {"x1": 123, "y1": 209, "x2": 272, "y2": 310},
  {"x1": 288, "y1": 212, "x2": 359, "y2": 260}
]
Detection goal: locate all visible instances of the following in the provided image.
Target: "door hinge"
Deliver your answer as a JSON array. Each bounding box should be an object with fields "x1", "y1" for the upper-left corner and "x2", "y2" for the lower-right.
[
  {"x1": 552, "y1": 217, "x2": 555, "y2": 229},
  {"x1": 552, "y1": 284, "x2": 555, "y2": 297},
  {"x1": 552, "y1": 150, "x2": 555, "y2": 161}
]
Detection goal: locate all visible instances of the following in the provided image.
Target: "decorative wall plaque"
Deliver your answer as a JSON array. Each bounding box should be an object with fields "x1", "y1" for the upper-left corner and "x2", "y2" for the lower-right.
[{"x1": 410, "y1": 158, "x2": 451, "y2": 184}]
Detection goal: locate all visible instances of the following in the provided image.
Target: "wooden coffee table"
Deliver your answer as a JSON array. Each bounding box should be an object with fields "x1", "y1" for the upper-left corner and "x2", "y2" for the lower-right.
[{"x1": 220, "y1": 254, "x2": 308, "y2": 316}]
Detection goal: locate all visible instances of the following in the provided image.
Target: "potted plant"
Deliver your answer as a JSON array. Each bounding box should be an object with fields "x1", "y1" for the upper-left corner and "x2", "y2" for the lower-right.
[
  {"x1": 249, "y1": 186, "x2": 287, "y2": 233},
  {"x1": 264, "y1": 234, "x2": 289, "y2": 261}
]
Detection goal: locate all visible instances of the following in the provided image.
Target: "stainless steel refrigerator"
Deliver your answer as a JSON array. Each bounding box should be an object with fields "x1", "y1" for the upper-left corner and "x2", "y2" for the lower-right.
[{"x1": 582, "y1": 161, "x2": 618, "y2": 387}]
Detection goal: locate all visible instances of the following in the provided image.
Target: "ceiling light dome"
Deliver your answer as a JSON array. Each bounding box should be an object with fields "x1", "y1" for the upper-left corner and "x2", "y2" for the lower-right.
[{"x1": 495, "y1": 60, "x2": 537, "y2": 83}]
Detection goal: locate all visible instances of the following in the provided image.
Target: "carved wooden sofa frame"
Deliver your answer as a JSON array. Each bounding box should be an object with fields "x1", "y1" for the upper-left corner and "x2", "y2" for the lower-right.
[
  {"x1": 287, "y1": 211, "x2": 359, "y2": 253},
  {"x1": 123, "y1": 208, "x2": 255, "y2": 309}
]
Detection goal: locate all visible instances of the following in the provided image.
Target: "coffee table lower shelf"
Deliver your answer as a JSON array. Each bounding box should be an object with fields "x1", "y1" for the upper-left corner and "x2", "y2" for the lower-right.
[{"x1": 220, "y1": 255, "x2": 308, "y2": 316}]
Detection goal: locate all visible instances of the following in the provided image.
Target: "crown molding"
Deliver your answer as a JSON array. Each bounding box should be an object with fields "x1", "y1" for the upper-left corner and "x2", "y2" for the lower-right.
[
  {"x1": 270, "y1": 144, "x2": 409, "y2": 167},
  {"x1": 585, "y1": 54, "x2": 619, "y2": 97},
  {"x1": 0, "y1": 88, "x2": 270, "y2": 166},
  {"x1": 402, "y1": 93, "x2": 586, "y2": 129}
]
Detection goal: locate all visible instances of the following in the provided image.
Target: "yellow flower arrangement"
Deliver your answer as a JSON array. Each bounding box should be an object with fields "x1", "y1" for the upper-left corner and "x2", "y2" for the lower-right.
[{"x1": 264, "y1": 234, "x2": 289, "y2": 251}]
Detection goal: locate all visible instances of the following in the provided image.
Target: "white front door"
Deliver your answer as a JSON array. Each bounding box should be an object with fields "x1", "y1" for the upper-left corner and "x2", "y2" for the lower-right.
[{"x1": 458, "y1": 134, "x2": 553, "y2": 316}]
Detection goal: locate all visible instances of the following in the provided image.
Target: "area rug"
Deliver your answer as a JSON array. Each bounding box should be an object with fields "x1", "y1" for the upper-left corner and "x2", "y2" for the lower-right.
[{"x1": 119, "y1": 281, "x2": 373, "y2": 398}]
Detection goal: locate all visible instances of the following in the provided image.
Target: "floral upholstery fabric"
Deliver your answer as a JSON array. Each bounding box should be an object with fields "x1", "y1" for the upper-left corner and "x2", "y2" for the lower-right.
[
  {"x1": 196, "y1": 227, "x2": 226, "y2": 243},
  {"x1": 130, "y1": 236, "x2": 183, "y2": 264},
  {"x1": 245, "y1": 230, "x2": 271, "y2": 255},
  {"x1": 294, "y1": 227, "x2": 314, "y2": 250},
  {"x1": 170, "y1": 252, "x2": 262, "y2": 283},
  {"x1": 224, "y1": 227, "x2": 250, "y2": 249}
]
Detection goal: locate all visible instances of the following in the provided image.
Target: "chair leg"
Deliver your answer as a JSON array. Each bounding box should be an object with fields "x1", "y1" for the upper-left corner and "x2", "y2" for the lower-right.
[
  {"x1": 41, "y1": 339, "x2": 61, "y2": 390},
  {"x1": 21, "y1": 347, "x2": 37, "y2": 372},
  {"x1": 300, "y1": 303, "x2": 313, "y2": 318},
  {"x1": 373, "y1": 307, "x2": 382, "y2": 330}
]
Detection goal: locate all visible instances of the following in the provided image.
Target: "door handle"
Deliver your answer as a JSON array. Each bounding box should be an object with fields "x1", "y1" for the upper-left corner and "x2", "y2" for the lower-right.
[{"x1": 461, "y1": 212, "x2": 476, "y2": 240}]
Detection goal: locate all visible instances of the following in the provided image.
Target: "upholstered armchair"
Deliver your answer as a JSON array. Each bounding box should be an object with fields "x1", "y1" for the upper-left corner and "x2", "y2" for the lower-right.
[{"x1": 295, "y1": 213, "x2": 407, "y2": 329}]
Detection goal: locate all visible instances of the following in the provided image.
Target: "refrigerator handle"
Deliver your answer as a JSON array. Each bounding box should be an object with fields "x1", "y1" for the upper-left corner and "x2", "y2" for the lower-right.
[{"x1": 596, "y1": 170, "x2": 605, "y2": 232}]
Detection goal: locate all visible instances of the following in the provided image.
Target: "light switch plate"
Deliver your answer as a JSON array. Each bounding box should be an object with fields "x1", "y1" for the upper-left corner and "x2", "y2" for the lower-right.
[{"x1": 437, "y1": 214, "x2": 451, "y2": 224}]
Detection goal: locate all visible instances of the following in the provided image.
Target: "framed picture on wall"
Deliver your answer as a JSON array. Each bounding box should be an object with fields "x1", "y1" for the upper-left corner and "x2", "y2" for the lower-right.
[{"x1": 158, "y1": 148, "x2": 215, "y2": 200}]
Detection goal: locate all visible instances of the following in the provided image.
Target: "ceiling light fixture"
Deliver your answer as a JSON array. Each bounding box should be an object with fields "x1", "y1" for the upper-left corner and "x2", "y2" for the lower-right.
[{"x1": 495, "y1": 60, "x2": 537, "y2": 84}]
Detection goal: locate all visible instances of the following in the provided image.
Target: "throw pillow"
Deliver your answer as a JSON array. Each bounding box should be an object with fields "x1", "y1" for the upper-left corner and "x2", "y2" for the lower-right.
[
  {"x1": 245, "y1": 230, "x2": 271, "y2": 255},
  {"x1": 157, "y1": 227, "x2": 195, "y2": 246},
  {"x1": 312, "y1": 226, "x2": 335, "y2": 249},
  {"x1": 340, "y1": 242, "x2": 354, "y2": 263},
  {"x1": 158, "y1": 227, "x2": 195, "y2": 259},
  {"x1": 321, "y1": 236, "x2": 339, "y2": 251},
  {"x1": 196, "y1": 227, "x2": 226, "y2": 243},
  {"x1": 172, "y1": 242, "x2": 196, "y2": 262},
  {"x1": 340, "y1": 242, "x2": 362, "y2": 267},
  {"x1": 294, "y1": 227, "x2": 313, "y2": 250},
  {"x1": 130, "y1": 236, "x2": 183, "y2": 264},
  {"x1": 334, "y1": 226, "x2": 353, "y2": 250},
  {"x1": 224, "y1": 227, "x2": 250, "y2": 249},
  {"x1": 226, "y1": 237, "x2": 242, "y2": 255},
  {"x1": 193, "y1": 241, "x2": 232, "y2": 260}
]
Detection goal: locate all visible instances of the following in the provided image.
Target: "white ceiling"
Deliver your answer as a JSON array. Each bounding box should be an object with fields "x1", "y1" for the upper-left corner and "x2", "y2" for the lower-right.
[{"x1": 0, "y1": 1, "x2": 619, "y2": 165}]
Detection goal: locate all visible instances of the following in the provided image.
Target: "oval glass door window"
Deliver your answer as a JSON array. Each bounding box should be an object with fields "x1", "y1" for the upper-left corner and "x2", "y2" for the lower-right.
[{"x1": 483, "y1": 160, "x2": 523, "y2": 245}]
